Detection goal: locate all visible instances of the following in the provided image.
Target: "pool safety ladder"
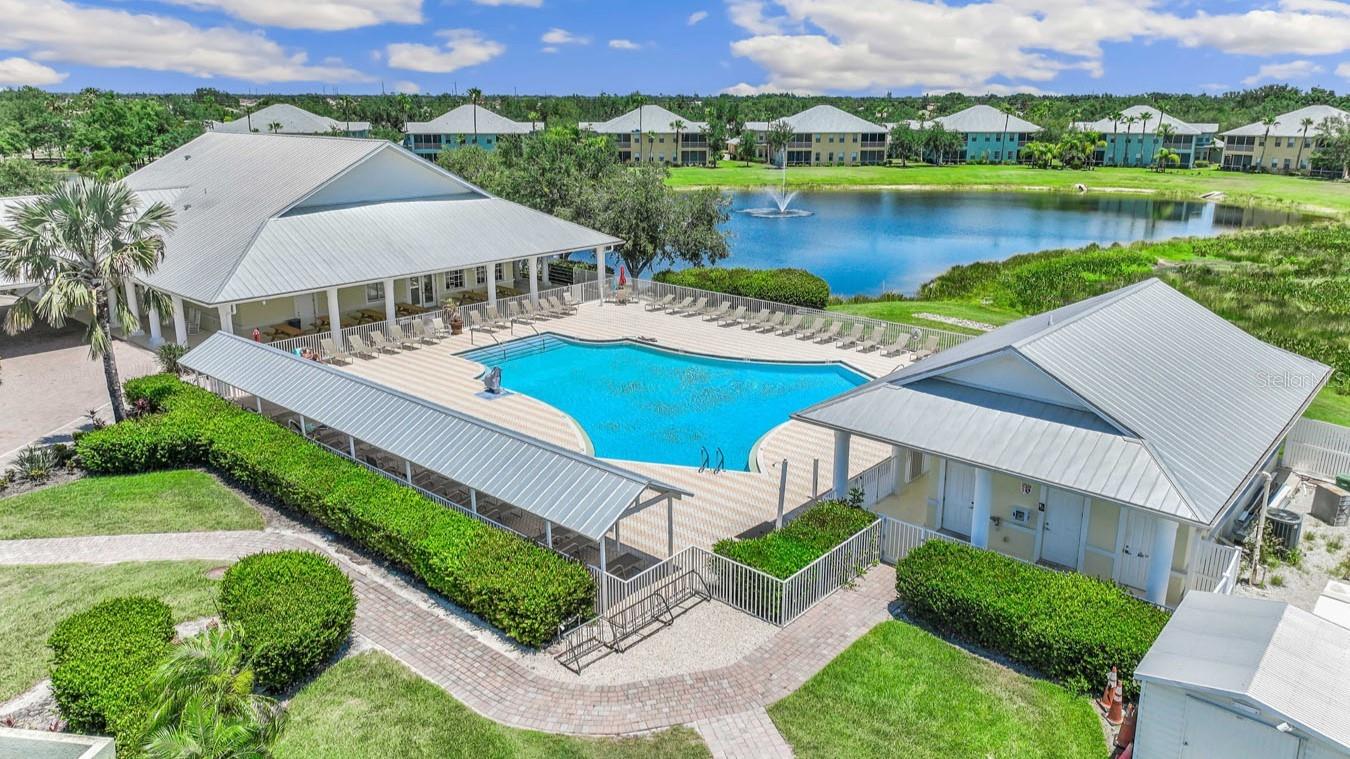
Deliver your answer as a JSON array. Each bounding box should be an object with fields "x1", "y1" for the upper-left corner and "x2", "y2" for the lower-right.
[
  {"x1": 698, "y1": 446, "x2": 726, "y2": 475},
  {"x1": 552, "y1": 569, "x2": 711, "y2": 674}
]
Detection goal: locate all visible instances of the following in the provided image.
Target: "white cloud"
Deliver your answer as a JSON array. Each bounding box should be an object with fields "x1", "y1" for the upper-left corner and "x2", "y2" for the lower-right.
[
  {"x1": 393, "y1": 80, "x2": 420, "y2": 94},
  {"x1": 609, "y1": 38, "x2": 641, "y2": 50},
  {"x1": 721, "y1": 81, "x2": 810, "y2": 95},
  {"x1": 1242, "y1": 60, "x2": 1324, "y2": 85},
  {"x1": 0, "y1": 0, "x2": 367, "y2": 83},
  {"x1": 385, "y1": 29, "x2": 504, "y2": 73},
  {"x1": 1336, "y1": 61, "x2": 1350, "y2": 77},
  {"x1": 688, "y1": 10, "x2": 709, "y2": 25},
  {"x1": 725, "y1": 0, "x2": 1350, "y2": 94},
  {"x1": 0, "y1": 56, "x2": 66, "y2": 86},
  {"x1": 472, "y1": 0, "x2": 541, "y2": 5},
  {"x1": 540, "y1": 27, "x2": 589, "y2": 45},
  {"x1": 540, "y1": 46, "x2": 559, "y2": 54},
  {"x1": 157, "y1": 0, "x2": 421, "y2": 31}
]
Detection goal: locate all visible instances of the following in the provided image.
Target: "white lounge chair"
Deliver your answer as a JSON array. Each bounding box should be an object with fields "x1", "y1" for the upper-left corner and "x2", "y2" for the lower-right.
[
  {"x1": 388, "y1": 324, "x2": 418, "y2": 349},
  {"x1": 778, "y1": 314, "x2": 805, "y2": 335},
  {"x1": 319, "y1": 338, "x2": 351, "y2": 364},
  {"x1": 760, "y1": 312, "x2": 786, "y2": 332},
  {"x1": 431, "y1": 316, "x2": 450, "y2": 338},
  {"x1": 741, "y1": 310, "x2": 771, "y2": 330},
  {"x1": 909, "y1": 335, "x2": 941, "y2": 361},
  {"x1": 813, "y1": 322, "x2": 844, "y2": 344},
  {"x1": 881, "y1": 334, "x2": 914, "y2": 357},
  {"x1": 720, "y1": 305, "x2": 748, "y2": 326},
  {"x1": 675, "y1": 296, "x2": 707, "y2": 316},
  {"x1": 796, "y1": 318, "x2": 828, "y2": 340},
  {"x1": 856, "y1": 331, "x2": 892, "y2": 353},
  {"x1": 646, "y1": 294, "x2": 675, "y2": 312},
  {"x1": 368, "y1": 332, "x2": 401, "y2": 354},
  {"x1": 410, "y1": 319, "x2": 438, "y2": 344},
  {"x1": 468, "y1": 311, "x2": 498, "y2": 333},
  {"x1": 836, "y1": 324, "x2": 865, "y2": 349},
  {"x1": 703, "y1": 303, "x2": 731, "y2": 322},
  {"x1": 667, "y1": 296, "x2": 695, "y2": 314},
  {"x1": 347, "y1": 334, "x2": 378, "y2": 359}
]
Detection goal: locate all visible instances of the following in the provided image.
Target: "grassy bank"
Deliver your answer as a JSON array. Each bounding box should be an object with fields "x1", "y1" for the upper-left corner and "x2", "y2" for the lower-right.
[
  {"x1": 669, "y1": 164, "x2": 1350, "y2": 217},
  {"x1": 0, "y1": 470, "x2": 263, "y2": 539},
  {"x1": 274, "y1": 651, "x2": 709, "y2": 759},
  {"x1": 768, "y1": 621, "x2": 1107, "y2": 759},
  {"x1": 0, "y1": 561, "x2": 220, "y2": 701},
  {"x1": 828, "y1": 299, "x2": 1020, "y2": 335}
]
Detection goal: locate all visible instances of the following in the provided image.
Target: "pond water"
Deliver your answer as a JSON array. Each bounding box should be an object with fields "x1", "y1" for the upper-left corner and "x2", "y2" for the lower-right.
[{"x1": 718, "y1": 190, "x2": 1309, "y2": 296}]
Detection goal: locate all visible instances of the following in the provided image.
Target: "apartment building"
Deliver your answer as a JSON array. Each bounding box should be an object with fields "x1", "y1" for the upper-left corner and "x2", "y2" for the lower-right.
[
  {"x1": 579, "y1": 105, "x2": 709, "y2": 165},
  {"x1": 907, "y1": 105, "x2": 1043, "y2": 163},
  {"x1": 208, "y1": 104, "x2": 369, "y2": 137},
  {"x1": 1220, "y1": 105, "x2": 1349, "y2": 173},
  {"x1": 1072, "y1": 105, "x2": 1217, "y2": 169},
  {"x1": 745, "y1": 105, "x2": 888, "y2": 166},
  {"x1": 403, "y1": 104, "x2": 539, "y2": 159}
]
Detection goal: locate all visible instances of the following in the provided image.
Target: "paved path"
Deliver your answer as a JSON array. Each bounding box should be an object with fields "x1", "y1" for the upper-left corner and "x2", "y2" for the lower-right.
[
  {"x1": 693, "y1": 708, "x2": 795, "y2": 758},
  {"x1": 0, "y1": 526, "x2": 892, "y2": 741}
]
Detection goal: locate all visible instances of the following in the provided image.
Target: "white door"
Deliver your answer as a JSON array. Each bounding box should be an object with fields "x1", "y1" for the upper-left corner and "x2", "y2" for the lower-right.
[
  {"x1": 409, "y1": 275, "x2": 434, "y2": 307},
  {"x1": 941, "y1": 461, "x2": 976, "y2": 537},
  {"x1": 1118, "y1": 509, "x2": 1155, "y2": 590},
  {"x1": 1041, "y1": 488, "x2": 1085, "y2": 569},
  {"x1": 1180, "y1": 697, "x2": 1299, "y2": 759}
]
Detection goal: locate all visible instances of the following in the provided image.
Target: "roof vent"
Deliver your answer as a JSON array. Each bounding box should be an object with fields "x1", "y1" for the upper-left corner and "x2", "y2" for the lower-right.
[{"x1": 184, "y1": 154, "x2": 191, "y2": 161}]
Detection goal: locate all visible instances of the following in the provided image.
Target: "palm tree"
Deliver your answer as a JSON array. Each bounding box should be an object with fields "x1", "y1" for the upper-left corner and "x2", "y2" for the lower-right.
[
  {"x1": 266, "y1": 121, "x2": 283, "y2": 134},
  {"x1": 1154, "y1": 123, "x2": 1176, "y2": 169},
  {"x1": 670, "y1": 119, "x2": 685, "y2": 165},
  {"x1": 1138, "y1": 112, "x2": 1154, "y2": 166},
  {"x1": 336, "y1": 95, "x2": 357, "y2": 133},
  {"x1": 0, "y1": 178, "x2": 176, "y2": 422},
  {"x1": 1257, "y1": 115, "x2": 1280, "y2": 171},
  {"x1": 1294, "y1": 116, "x2": 1315, "y2": 174},
  {"x1": 1107, "y1": 110, "x2": 1124, "y2": 165},
  {"x1": 465, "y1": 87, "x2": 483, "y2": 145},
  {"x1": 1000, "y1": 108, "x2": 1012, "y2": 164},
  {"x1": 1154, "y1": 148, "x2": 1180, "y2": 173},
  {"x1": 767, "y1": 119, "x2": 795, "y2": 168},
  {"x1": 1121, "y1": 115, "x2": 1138, "y2": 166}
]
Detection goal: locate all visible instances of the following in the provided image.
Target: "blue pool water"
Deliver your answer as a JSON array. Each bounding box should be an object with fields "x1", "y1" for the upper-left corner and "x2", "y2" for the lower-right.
[{"x1": 462, "y1": 335, "x2": 867, "y2": 470}]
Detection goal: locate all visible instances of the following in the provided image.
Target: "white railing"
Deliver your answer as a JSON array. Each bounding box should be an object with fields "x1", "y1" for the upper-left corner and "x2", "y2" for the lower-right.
[
  {"x1": 1186, "y1": 538, "x2": 1243, "y2": 595},
  {"x1": 846, "y1": 456, "x2": 897, "y2": 508},
  {"x1": 1283, "y1": 417, "x2": 1350, "y2": 481},
  {"x1": 875, "y1": 513, "x2": 966, "y2": 565}
]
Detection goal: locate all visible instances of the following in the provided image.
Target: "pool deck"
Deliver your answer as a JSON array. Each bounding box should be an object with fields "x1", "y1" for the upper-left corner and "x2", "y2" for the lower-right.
[{"x1": 341, "y1": 301, "x2": 906, "y2": 560}]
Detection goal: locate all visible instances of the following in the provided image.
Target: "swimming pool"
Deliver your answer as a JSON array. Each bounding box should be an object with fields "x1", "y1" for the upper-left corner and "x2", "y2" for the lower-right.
[{"x1": 462, "y1": 335, "x2": 868, "y2": 470}]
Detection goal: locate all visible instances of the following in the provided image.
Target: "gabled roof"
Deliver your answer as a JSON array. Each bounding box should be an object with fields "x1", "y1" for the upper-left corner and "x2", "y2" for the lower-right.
[
  {"x1": 180, "y1": 332, "x2": 688, "y2": 541},
  {"x1": 580, "y1": 105, "x2": 706, "y2": 134},
  {"x1": 746, "y1": 105, "x2": 886, "y2": 134},
  {"x1": 1072, "y1": 105, "x2": 1202, "y2": 136},
  {"x1": 795, "y1": 279, "x2": 1329, "y2": 524},
  {"x1": 918, "y1": 105, "x2": 1042, "y2": 134},
  {"x1": 209, "y1": 104, "x2": 369, "y2": 135},
  {"x1": 1135, "y1": 592, "x2": 1350, "y2": 751},
  {"x1": 404, "y1": 104, "x2": 537, "y2": 136},
  {"x1": 121, "y1": 132, "x2": 619, "y2": 305},
  {"x1": 1222, "y1": 105, "x2": 1350, "y2": 137}
]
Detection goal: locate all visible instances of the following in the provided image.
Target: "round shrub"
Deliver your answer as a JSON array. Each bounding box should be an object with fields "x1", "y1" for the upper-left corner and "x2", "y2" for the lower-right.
[
  {"x1": 48, "y1": 596, "x2": 174, "y2": 741},
  {"x1": 219, "y1": 550, "x2": 356, "y2": 691},
  {"x1": 654, "y1": 267, "x2": 831, "y2": 309}
]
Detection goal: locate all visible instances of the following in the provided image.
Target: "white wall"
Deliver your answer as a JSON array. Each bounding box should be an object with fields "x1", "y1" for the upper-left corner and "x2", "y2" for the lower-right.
[
  {"x1": 1136, "y1": 682, "x2": 1350, "y2": 759},
  {"x1": 940, "y1": 351, "x2": 1091, "y2": 410},
  {"x1": 293, "y1": 148, "x2": 477, "y2": 210}
]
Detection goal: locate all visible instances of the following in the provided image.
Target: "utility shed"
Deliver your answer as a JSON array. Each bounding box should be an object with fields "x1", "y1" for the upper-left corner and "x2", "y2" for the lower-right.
[{"x1": 1133, "y1": 592, "x2": 1350, "y2": 759}]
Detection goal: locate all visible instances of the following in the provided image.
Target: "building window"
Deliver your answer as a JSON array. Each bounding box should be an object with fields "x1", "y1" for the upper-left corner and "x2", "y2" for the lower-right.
[
  {"x1": 474, "y1": 265, "x2": 487, "y2": 284},
  {"x1": 365, "y1": 282, "x2": 385, "y2": 303},
  {"x1": 444, "y1": 269, "x2": 464, "y2": 290},
  {"x1": 494, "y1": 262, "x2": 504, "y2": 280}
]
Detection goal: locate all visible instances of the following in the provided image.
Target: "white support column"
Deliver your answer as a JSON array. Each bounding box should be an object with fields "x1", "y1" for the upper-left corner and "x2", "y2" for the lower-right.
[
  {"x1": 486, "y1": 264, "x2": 497, "y2": 309},
  {"x1": 776, "y1": 458, "x2": 789, "y2": 529},
  {"x1": 599, "y1": 538, "x2": 609, "y2": 607},
  {"x1": 348, "y1": 435, "x2": 356, "y2": 459},
  {"x1": 893, "y1": 445, "x2": 906, "y2": 493},
  {"x1": 666, "y1": 495, "x2": 674, "y2": 558},
  {"x1": 545, "y1": 521, "x2": 553, "y2": 549},
  {"x1": 147, "y1": 302, "x2": 164, "y2": 347},
  {"x1": 832, "y1": 430, "x2": 852, "y2": 499},
  {"x1": 171, "y1": 295, "x2": 187, "y2": 345},
  {"x1": 255, "y1": 396, "x2": 263, "y2": 414},
  {"x1": 469, "y1": 489, "x2": 478, "y2": 514},
  {"x1": 383, "y1": 278, "x2": 396, "y2": 324},
  {"x1": 326, "y1": 287, "x2": 342, "y2": 347},
  {"x1": 217, "y1": 304, "x2": 233, "y2": 336},
  {"x1": 528, "y1": 256, "x2": 540, "y2": 306},
  {"x1": 404, "y1": 460, "x2": 413, "y2": 484},
  {"x1": 971, "y1": 467, "x2": 993, "y2": 549},
  {"x1": 124, "y1": 281, "x2": 143, "y2": 335},
  {"x1": 1145, "y1": 517, "x2": 1180, "y2": 606},
  {"x1": 298, "y1": 415, "x2": 308, "y2": 437},
  {"x1": 614, "y1": 520, "x2": 621, "y2": 550},
  {"x1": 597, "y1": 248, "x2": 607, "y2": 307}
]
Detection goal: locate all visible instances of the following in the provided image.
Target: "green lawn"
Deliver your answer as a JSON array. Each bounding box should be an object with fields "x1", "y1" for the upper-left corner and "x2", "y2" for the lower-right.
[
  {"x1": 670, "y1": 163, "x2": 1350, "y2": 217},
  {"x1": 273, "y1": 651, "x2": 709, "y2": 759},
  {"x1": 0, "y1": 470, "x2": 263, "y2": 539},
  {"x1": 768, "y1": 621, "x2": 1107, "y2": 759},
  {"x1": 1308, "y1": 389, "x2": 1350, "y2": 427},
  {"x1": 0, "y1": 561, "x2": 221, "y2": 700},
  {"x1": 828, "y1": 299, "x2": 1021, "y2": 334}
]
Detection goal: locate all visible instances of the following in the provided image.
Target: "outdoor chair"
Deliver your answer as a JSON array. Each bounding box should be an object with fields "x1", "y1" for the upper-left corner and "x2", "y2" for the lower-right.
[
  {"x1": 720, "y1": 305, "x2": 748, "y2": 326},
  {"x1": 507, "y1": 302, "x2": 532, "y2": 324},
  {"x1": 346, "y1": 334, "x2": 378, "y2": 359},
  {"x1": 410, "y1": 319, "x2": 438, "y2": 344},
  {"x1": 814, "y1": 322, "x2": 844, "y2": 343},
  {"x1": 388, "y1": 324, "x2": 418, "y2": 349},
  {"x1": 467, "y1": 311, "x2": 498, "y2": 333},
  {"x1": 778, "y1": 314, "x2": 806, "y2": 336},
  {"x1": 703, "y1": 302, "x2": 731, "y2": 321},
  {"x1": 759, "y1": 312, "x2": 786, "y2": 332},
  {"x1": 368, "y1": 332, "x2": 401, "y2": 354},
  {"x1": 485, "y1": 307, "x2": 510, "y2": 329},
  {"x1": 856, "y1": 331, "x2": 892, "y2": 353},
  {"x1": 676, "y1": 296, "x2": 707, "y2": 316},
  {"x1": 560, "y1": 293, "x2": 580, "y2": 312},
  {"x1": 667, "y1": 295, "x2": 695, "y2": 314},
  {"x1": 646, "y1": 294, "x2": 675, "y2": 312},
  {"x1": 909, "y1": 335, "x2": 941, "y2": 361},
  {"x1": 430, "y1": 316, "x2": 450, "y2": 338},
  {"x1": 796, "y1": 319, "x2": 827, "y2": 340},
  {"x1": 741, "y1": 310, "x2": 770, "y2": 330},
  {"x1": 881, "y1": 333, "x2": 914, "y2": 357},
  {"x1": 836, "y1": 324, "x2": 866, "y2": 349},
  {"x1": 319, "y1": 338, "x2": 351, "y2": 365}
]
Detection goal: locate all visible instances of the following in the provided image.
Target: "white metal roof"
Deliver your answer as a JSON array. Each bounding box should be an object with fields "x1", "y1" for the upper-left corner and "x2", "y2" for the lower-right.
[
  {"x1": 119, "y1": 132, "x2": 618, "y2": 305},
  {"x1": 209, "y1": 104, "x2": 369, "y2": 135},
  {"x1": 915, "y1": 105, "x2": 1043, "y2": 134},
  {"x1": 795, "y1": 279, "x2": 1330, "y2": 524},
  {"x1": 179, "y1": 332, "x2": 687, "y2": 541},
  {"x1": 0, "y1": 195, "x2": 40, "y2": 289},
  {"x1": 1221, "y1": 105, "x2": 1350, "y2": 137},
  {"x1": 405, "y1": 104, "x2": 538, "y2": 136},
  {"x1": 1135, "y1": 592, "x2": 1350, "y2": 752},
  {"x1": 747, "y1": 105, "x2": 886, "y2": 134},
  {"x1": 580, "y1": 105, "x2": 706, "y2": 134},
  {"x1": 1072, "y1": 105, "x2": 1203, "y2": 136}
]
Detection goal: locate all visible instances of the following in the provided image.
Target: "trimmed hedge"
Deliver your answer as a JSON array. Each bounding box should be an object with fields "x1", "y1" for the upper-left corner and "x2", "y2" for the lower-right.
[
  {"x1": 219, "y1": 551, "x2": 356, "y2": 691},
  {"x1": 77, "y1": 375, "x2": 594, "y2": 647},
  {"x1": 653, "y1": 267, "x2": 831, "y2": 309},
  {"x1": 48, "y1": 596, "x2": 173, "y2": 750},
  {"x1": 894, "y1": 540, "x2": 1170, "y2": 697},
  {"x1": 714, "y1": 500, "x2": 877, "y2": 579}
]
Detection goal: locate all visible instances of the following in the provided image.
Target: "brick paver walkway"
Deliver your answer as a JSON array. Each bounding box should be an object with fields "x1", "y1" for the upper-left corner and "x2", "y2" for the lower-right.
[
  {"x1": 693, "y1": 708, "x2": 795, "y2": 758},
  {"x1": 0, "y1": 527, "x2": 893, "y2": 739}
]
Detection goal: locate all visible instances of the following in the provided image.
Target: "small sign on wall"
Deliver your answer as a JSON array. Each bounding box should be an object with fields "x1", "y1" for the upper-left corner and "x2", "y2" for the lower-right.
[{"x1": 1021, "y1": 483, "x2": 1033, "y2": 495}]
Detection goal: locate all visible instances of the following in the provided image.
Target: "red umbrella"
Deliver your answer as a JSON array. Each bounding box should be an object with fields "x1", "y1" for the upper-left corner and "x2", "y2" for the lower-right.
[{"x1": 618, "y1": 265, "x2": 628, "y2": 287}]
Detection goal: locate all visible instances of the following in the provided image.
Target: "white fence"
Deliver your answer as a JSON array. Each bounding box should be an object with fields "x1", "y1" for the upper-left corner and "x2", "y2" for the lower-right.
[
  {"x1": 876, "y1": 514, "x2": 966, "y2": 564},
  {"x1": 1283, "y1": 417, "x2": 1350, "y2": 481},
  {"x1": 1186, "y1": 538, "x2": 1243, "y2": 595},
  {"x1": 846, "y1": 456, "x2": 898, "y2": 509}
]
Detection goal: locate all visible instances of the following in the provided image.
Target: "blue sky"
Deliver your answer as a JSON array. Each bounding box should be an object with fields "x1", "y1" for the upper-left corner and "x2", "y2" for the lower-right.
[{"x1": 1, "y1": 0, "x2": 1349, "y2": 96}]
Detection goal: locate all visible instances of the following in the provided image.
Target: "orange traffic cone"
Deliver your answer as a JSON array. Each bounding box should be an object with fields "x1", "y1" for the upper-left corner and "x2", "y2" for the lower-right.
[
  {"x1": 1116, "y1": 703, "x2": 1137, "y2": 747},
  {"x1": 1098, "y1": 666, "x2": 1119, "y2": 710},
  {"x1": 1106, "y1": 683, "x2": 1125, "y2": 725}
]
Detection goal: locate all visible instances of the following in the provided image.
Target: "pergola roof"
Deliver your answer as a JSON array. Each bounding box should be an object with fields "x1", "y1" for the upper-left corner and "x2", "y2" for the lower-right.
[{"x1": 180, "y1": 333, "x2": 687, "y2": 541}]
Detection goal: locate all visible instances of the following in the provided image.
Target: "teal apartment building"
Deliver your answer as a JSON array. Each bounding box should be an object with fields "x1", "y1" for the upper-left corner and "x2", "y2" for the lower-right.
[
  {"x1": 403, "y1": 104, "x2": 539, "y2": 159},
  {"x1": 908, "y1": 105, "x2": 1043, "y2": 163},
  {"x1": 1072, "y1": 105, "x2": 1216, "y2": 169}
]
